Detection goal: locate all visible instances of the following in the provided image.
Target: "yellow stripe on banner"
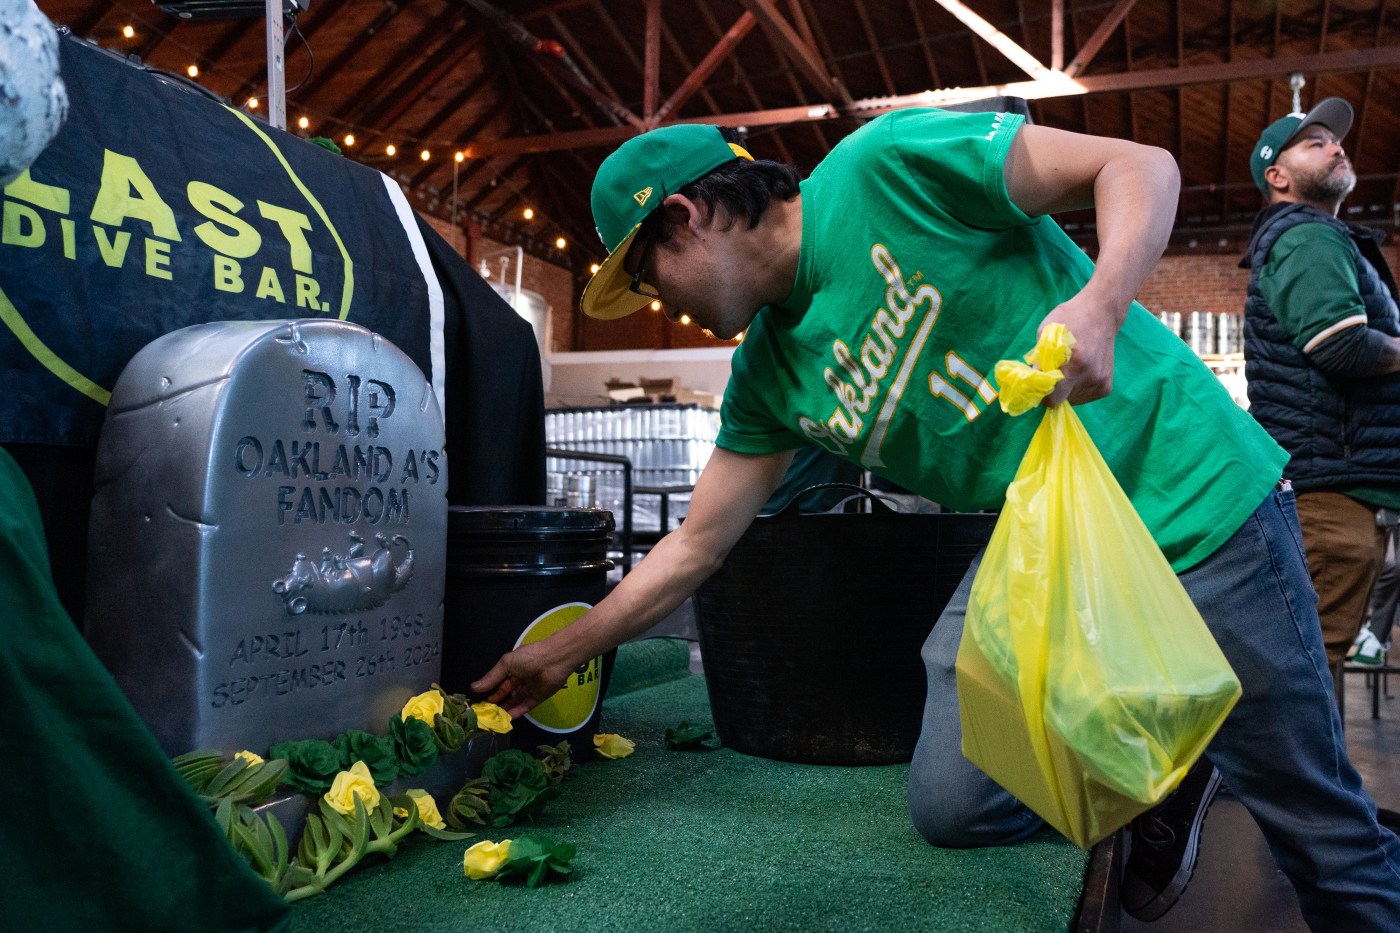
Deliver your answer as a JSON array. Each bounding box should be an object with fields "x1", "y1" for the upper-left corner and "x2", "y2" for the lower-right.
[
  {"x1": 0, "y1": 284, "x2": 112, "y2": 405},
  {"x1": 225, "y1": 106, "x2": 356, "y2": 320}
]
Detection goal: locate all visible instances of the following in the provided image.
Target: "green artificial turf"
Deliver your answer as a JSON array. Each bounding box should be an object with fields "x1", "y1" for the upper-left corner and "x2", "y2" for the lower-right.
[{"x1": 288, "y1": 638, "x2": 1088, "y2": 932}]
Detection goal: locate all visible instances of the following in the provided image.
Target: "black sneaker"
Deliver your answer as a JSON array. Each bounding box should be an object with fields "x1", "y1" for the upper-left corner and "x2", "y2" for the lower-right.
[{"x1": 1120, "y1": 759, "x2": 1224, "y2": 921}]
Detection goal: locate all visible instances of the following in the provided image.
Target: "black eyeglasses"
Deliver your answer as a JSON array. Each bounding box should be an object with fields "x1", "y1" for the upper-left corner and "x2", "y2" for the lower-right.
[{"x1": 627, "y1": 237, "x2": 660, "y2": 300}]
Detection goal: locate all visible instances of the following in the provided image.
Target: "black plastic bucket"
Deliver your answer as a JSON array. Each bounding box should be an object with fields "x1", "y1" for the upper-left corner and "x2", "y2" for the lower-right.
[
  {"x1": 694, "y1": 485, "x2": 996, "y2": 765},
  {"x1": 443, "y1": 506, "x2": 616, "y2": 759}
]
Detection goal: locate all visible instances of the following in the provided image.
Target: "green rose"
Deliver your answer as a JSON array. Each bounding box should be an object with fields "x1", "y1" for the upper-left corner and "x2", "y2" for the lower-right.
[
  {"x1": 389, "y1": 714, "x2": 441, "y2": 776},
  {"x1": 332, "y1": 730, "x2": 400, "y2": 786},
  {"x1": 268, "y1": 739, "x2": 343, "y2": 794},
  {"x1": 483, "y1": 749, "x2": 555, "y2": 826}
]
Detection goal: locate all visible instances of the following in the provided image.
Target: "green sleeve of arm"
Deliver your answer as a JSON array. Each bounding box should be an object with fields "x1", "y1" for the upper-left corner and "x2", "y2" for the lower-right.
[{"x1": 1256, "y1": 224, "x2": 1365, "y2": 351}]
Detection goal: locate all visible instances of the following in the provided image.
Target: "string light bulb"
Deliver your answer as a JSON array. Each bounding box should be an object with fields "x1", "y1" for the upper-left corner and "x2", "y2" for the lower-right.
[
  {"x1": 420, "y1": 149, "x2": 431, "y2": 161},
  {"x1": 186, "y1": 64, "x2": 199, "y2": 78},
  {"x1": 522, "y1": 208, "x2": 535, "y2": 220},
  {"x1": 735, "y1": 331, "x2": 745, "y2": 343},
  {"x1": 122, "y1": 24, "x2": 135, "y2": 38},
  {"x1": 555, "y1": 237, "x2": 566, "y2": 249},
  {"x1": 343, "y1": 134, "x2": 355, "y2": 147},
  {"x1": 385, "y1": 144, "x2": 397, "y2": 156},
  {"x1": 454, "y1": 151, "x2": 464, "y2": 163},
  {"x1": 679, "y1": 314, "x2": 691, "y2": 325},
  {"x1": 297, "y1": 116, "x2": 309, "y2": 129},
  {"x1": 247, "y1": 97, "x2": 259, "y2": 109},
  {"x1": 590, "y1": 263, "x2": 600, "y2": 275},
  {"x1": 650, "y1": 300, "x2": 662, "y2": 312}
]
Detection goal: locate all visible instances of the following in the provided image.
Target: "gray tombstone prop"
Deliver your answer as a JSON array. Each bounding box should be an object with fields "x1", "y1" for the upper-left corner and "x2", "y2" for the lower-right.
[{"x1": 86, "y1": 319, "x2": 448, "y2": 755}]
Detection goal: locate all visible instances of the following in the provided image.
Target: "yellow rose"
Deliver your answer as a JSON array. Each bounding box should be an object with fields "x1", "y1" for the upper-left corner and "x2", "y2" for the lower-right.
[
  {"x1": 403, "y1": 789, "x2": 446, "y2": 830},
  {"x1": 323, "y1": 760, "x2": 381, "y2": 815},
  {"x1": 234, "y1": 750, "x2": 264, "y2": 766},
  {"x1": 471, "y1": 702, "x2": 513, "y2": 734},
  {"x1": 463, "y1": 839, "x2": 512, "y2": 879},
  {"x1": 593, "y1": 733, "x2": 635, "y2": 759},
  {"x1": 401, "y1": 689, "x2": 445, "y2": 725}
]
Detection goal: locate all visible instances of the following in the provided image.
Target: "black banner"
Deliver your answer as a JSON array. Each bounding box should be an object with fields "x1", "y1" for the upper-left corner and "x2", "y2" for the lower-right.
[{"x1": 1, "y1": 35, "x2": 435, "y2": 446}]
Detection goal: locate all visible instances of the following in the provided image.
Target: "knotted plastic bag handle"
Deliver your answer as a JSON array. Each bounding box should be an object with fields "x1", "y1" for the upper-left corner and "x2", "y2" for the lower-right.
[{"x1": 994, "y1": 323, "x2": 1076, "y2": 417}]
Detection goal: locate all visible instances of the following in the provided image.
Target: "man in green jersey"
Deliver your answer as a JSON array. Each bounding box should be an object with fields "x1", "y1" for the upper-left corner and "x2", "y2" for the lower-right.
[
  {"x1": 1243, "y1": 97, "x2": 1400, "y2": 691},
  {"x1": 476, "y1": 111, "x2": 1400, "y2": 929}
]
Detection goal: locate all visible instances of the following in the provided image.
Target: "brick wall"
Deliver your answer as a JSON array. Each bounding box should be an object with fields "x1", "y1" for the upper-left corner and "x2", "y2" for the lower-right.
[{"x1": 1137, "y1": 243, "x2": 1400, "y2": 317}]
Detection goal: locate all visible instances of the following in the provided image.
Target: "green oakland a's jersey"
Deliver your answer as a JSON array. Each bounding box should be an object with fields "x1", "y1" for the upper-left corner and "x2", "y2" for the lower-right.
[{"x1": 717, "y1": 107, "x2": 1287, "y2": 571}]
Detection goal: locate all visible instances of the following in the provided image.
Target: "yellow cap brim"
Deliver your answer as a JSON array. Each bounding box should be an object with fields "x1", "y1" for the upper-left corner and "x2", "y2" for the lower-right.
[{"x1": 580, "y1": 226, "x2": 654, "y2": 320}]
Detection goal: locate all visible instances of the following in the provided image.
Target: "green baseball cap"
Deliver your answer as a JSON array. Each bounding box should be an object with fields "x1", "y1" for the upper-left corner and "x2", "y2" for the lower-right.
[
  {"x1": 1250, "y1": 97, "x2": 1354, "y2": 192},
  {"x1": 581, "y1": 124, "x2": 752, "y2": 320}
]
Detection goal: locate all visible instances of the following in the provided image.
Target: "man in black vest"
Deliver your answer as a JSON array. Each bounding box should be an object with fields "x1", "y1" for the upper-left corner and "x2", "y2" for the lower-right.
[{"x1": 1243, "y1": 97, "x2": 1400, "y2": 700}]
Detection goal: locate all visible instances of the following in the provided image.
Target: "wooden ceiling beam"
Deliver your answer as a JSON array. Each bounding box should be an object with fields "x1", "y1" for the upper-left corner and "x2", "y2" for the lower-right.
[
  {"x1": 654, "y1": 12, "x2": 756, "y2": 125},
  {"x1": 408, "y1": 41, "x2": 515, "y2": 190},
  {"x1": 257, "y1": 0, "x2": 404, "y2": 106},
  {"x1": 692, "y1": 0, "x2": 800, "y2": 161},
  {"x1": 738, "y1": 0, "x2": 848, "y2": 104},
  {"x1": 461, "y1": 44, "x2": 1400, "y2": 158},
  {"x1": 131, "y1": 19, "x2": 178, "y2": 62},
  {"x1": 853, "y1": 0, "x2": 897, "y2": 97},
  {"x1": 657, "y1": 17, "x2": 730, "y2": 122},
  {"x1": 463, "y1": 158, "x2": 527, "y2": 212},
  {"x1": 366, "y1": 28, "x2": 483, "y2": 132},
  {"x1": 534, "y1": 12, "x2": 643, "y2": 128},
  {"x1": 544, "y1": 12, "x2": 624, "y2": 111},
  {"x1": 906, "y1": 0, "x2": 942, "y2": 88},
  {"x1": 643, "y1": 0, "x2": 661, "y2": 120},
  {"x1": 1065, "y1": 0, "x2": 1140, "y2": 79},
  {"x1": 198, "y1": 19, "x2": 260, "y2": 83},
  {"x1": 930, "y1": 0, "x2": 1054, "y2": 82},
  {"x1": 408, "y1": 70, "x2": 493, "y2": 150},
  {"x1": 316, "y1": 7, "x2": 469, "y2": 143},
  {"x1": 1052, "y1": 0, "x2": 1064, "y2": 72},
  {"x1": 792, "y1": 0, "x2": 850, "y2": 107}
]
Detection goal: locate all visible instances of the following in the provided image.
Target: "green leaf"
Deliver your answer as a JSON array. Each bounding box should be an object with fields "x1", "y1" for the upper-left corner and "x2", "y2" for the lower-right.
[
  {"x1": 231, "y1": 819, "x2": 274, "y2": 877},
  {"x1": 214, "y1": 796, "x2": 235, "y2": 835},
  {"x1": 421, "y1": 824, "x2": 474, "y2": 842},
  {"x1": 205, "y1": 758, "x2": 254, "y2": 797},
  {"x1": 446, "y1": 778, "x2": 491, "y2": 830},
  {"x1": 234, "y1": 759, "x2": 290, "y2": 805},
  {"x1": 433, "y1": 712, "x2": 467, "y2": 752},
  {"x1": 538, "y1": 741, "x2": 574, "y2": 786},
  {"x1": 495, "y1": 833, "x2": 576, "y2": 887},
  {"x1": 664, "y1": 721, "x2": 717, "y2": 750},
  {"x1": 171, "y1": 750, "x2": 227, "y2": 791}
]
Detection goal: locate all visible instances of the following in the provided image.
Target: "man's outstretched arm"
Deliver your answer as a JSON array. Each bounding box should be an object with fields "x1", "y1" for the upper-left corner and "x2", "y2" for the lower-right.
[
  {"x1": 472, "y1": 446, "x2": 795, "y2": 717},
  {"x1": 1004, "y1": 123, "x2": 1181, "y2": 407}
]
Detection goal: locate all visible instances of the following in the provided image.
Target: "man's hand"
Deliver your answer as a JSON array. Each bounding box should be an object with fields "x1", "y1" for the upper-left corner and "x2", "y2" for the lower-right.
[
  {"x1": 471, "y1": 640, "x2": 576, "y2": 719},
  {"x1": 1038, "y1": 290, "x2": 1123, "y2": 407}
]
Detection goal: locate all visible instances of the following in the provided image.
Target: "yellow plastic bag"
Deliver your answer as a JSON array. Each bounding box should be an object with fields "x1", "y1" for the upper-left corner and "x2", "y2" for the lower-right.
[{"x1": 955, "y1": 325, "x2": 1241, "y2": 849}]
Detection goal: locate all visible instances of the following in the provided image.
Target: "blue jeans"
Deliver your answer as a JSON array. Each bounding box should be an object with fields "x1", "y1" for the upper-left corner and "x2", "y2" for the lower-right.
[{"x1": 907, "y1": 487, "x2": 1400, "y2": 931}]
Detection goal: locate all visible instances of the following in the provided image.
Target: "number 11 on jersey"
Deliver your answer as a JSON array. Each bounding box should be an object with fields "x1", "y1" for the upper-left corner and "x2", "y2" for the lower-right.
[{"x1": 928, "y1": 352, "x2": 997, "y2": 421}]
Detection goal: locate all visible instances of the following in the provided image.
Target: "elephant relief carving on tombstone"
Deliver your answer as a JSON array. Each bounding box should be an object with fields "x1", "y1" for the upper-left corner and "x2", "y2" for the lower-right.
[{"x1": 273, "y1": 531, "x2": 414, "y2": 615}]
